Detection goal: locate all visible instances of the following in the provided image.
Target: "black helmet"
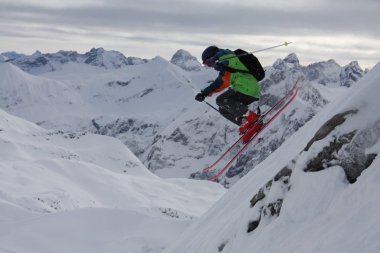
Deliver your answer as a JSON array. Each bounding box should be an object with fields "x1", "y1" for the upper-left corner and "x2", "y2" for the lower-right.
[{"x1": 201, "y1": 46, "x2": 218, "y2": 63}]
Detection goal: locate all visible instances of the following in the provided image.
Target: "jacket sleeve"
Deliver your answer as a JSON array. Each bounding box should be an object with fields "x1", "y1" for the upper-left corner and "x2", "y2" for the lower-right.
[
  {"x1": 201, "y1": 61, "x2": 228, "y2": 96},
  {"x1": 202, "y1": 73, "x2": 223, "y2": 96}
]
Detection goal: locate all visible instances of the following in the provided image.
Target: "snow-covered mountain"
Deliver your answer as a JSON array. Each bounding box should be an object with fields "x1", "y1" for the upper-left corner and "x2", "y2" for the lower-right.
[
  {"x1": 0, "y1": 48, "x2": 365, "y2": 184},
  {"x1": 170, "y1": 49, "x2": 202, "y2": 71},
  {"x1": 0, "y1": 107, "x2": 225, "y2": 252},
  {"x1": 163, "y1": 62, "x2": 380, "y2": 253}
]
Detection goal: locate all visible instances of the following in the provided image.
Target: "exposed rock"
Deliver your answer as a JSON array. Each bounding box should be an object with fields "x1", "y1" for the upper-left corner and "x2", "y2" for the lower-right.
[
  {"x1": 304, "y1": 118, "x2": 380, "y2": 183},
  {"x1": 339, "y1": 120, "x2": 380, "y2": 182},
  {"x1": 274, "y1": 166, "x2": 293, "y2": 182},
  {"x1": 262, "y1": 199, "x2": 283, "y2": 217},
  {"x1": 304, "y1": 130, "x2": 357, "y2": 173},
  {"x1": 304, "y1": 110, "x2": 358, "y2": 151},
  {"x1": 250, "y1": 187, "x2": 266, "y2": 208},
  {"x1": 365, "y1": 153, "x2": 377, "y2": 169},
  {"x1": 217, "y1": 241, "x2": 228, "y2": 252},
  {"x1": 247, "y1": 217, "x2": 261, "y2": 233},
  {"x1": 247, "y1": 163, "x2": 293, "y2": 233}
]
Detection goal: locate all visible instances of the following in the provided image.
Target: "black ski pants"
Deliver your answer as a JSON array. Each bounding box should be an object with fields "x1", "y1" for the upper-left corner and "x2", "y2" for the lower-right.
[{"x1": 216, "y1": 89, "x2": 258, "y2": 126}]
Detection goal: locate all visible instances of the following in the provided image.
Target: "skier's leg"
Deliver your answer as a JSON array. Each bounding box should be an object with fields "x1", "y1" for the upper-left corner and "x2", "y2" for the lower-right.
[
  {"x1": 216, "y1": 89, "x2": 248, "y2": 115},
  {"x1": 218, "y1": 108, "x2": 241, "y2": 125},
  {"x1": 216, "y1": 89, "x2": 258, "y2": 125},
  {"x1": 216, "y1": 90, "x2": 244, "y2": 125}
]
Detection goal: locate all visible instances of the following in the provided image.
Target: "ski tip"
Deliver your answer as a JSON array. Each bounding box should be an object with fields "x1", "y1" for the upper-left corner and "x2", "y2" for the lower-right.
[{"x1": 285, "y1": 41, "x2": 292, "y2": 46}]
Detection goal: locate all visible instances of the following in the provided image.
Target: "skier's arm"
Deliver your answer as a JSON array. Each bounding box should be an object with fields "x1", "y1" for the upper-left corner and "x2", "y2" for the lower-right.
[
  {"x1": 201, "y1": 74, "x2": 223, "y2": 96},
  {"x1": 201, "y1": 60, "x2": 229, "y2": 96}
]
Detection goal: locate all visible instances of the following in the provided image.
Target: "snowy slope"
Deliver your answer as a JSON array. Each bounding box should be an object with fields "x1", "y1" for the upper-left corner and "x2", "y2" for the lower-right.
[
  {"x1": 0, "y1": 62, "x2": 85, "y2": 128},
  {"x1": 0, "y1": 108, "x2": 225, "y2": 252},
  {"x1": 163, "y1": 62, "x2": 380, "y2": 253}
]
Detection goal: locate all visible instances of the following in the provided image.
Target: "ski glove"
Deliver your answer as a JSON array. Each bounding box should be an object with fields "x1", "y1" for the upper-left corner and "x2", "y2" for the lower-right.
[{"x1": 195, "y1": 92, "x2": 206, "y2": 102}]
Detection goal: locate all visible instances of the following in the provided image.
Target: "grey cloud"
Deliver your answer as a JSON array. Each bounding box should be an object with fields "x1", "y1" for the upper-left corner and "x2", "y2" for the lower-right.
[
  {"x1": 0, "y1": 0, "x2": 379, "y2": 37},
  {"x1": 0, "y1": 0, "x2": 378, "y2": 68}
]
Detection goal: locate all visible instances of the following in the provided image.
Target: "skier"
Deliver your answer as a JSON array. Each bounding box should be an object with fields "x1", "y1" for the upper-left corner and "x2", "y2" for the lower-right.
[{"x1": 195, "y1": 45, "x2": 263, "y2": 134}]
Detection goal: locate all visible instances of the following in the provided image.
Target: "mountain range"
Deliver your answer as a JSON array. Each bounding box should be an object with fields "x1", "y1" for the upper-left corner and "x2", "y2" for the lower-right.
[{"x1": 0, "y1": 48, "x2": 365, "y2": 184}]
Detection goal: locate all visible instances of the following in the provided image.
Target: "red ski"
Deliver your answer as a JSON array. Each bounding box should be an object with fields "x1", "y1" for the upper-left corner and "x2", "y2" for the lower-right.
[{"x1": 201, "y1": 81, "x2": 300, "y2": 182}]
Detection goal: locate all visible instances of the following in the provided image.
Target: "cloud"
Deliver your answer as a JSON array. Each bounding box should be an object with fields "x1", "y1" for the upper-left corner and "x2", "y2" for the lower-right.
[
  {"x1": 1, "y1": 0, "x2": 379, "y2": 36},
  {"x1": 0, "y1": 0, "x2": 379, "y2": 68}
]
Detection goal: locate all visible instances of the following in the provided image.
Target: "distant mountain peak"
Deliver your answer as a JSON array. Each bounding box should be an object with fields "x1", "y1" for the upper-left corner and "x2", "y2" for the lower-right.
[
  {"x1": 32, "y1": 50, "x2": 42, "y2": 57},
  {"x1": 340, "y1": 61, "x2": 364, "y2": 87},
  {"x1": 172, "y1": 49, "x2": 194, "y2": 59},
  {"x1": 284, "y1": 53, "x2": 300, "y2": 65},
  {"x1": 89, "y1": 47, "x2": 105, "y2": 52},
  {"x1": 171, "y1": 49, "x2": 202, "y2": 71}
]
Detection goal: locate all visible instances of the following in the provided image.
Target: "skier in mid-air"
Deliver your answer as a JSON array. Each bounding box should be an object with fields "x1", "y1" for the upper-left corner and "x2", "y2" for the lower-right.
[{"x1": 195, "y1": 45, "x2": 264, "y2": 134}]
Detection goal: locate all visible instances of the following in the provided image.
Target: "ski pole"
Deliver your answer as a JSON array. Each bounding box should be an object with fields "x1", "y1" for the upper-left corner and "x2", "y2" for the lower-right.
[
  {"x1": 249, "y1": 41, "x2": 292, "y2": 54},
  {"x1": 218, "y1": 42, "x2": 292, "y2": 62},
  {"x1": 205, "y1": 101, "x2": 220, "y2": 113}
]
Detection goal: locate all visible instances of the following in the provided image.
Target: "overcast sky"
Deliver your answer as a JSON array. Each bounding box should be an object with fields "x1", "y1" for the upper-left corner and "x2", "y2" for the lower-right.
[{"x1": 0, "y1": 0, "x2": 379, "y2": 68}]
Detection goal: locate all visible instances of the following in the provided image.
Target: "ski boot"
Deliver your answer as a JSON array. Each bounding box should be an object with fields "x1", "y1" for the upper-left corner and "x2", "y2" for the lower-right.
[
  {"x1": 242, "y1": 121, "x2": 262, "y2": 143},
  {"x1": 239, "y1": 111, "x2": 259, "y2": 135}
]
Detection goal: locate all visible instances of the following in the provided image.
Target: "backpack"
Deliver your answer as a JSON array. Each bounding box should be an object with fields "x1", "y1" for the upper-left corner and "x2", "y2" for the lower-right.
[{"x1": 233, "y1": 49, "x2": 265, "y2": 81}]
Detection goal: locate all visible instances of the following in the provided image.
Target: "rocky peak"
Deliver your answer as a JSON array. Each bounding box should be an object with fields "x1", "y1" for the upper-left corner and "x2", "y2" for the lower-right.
[
  {"x1": 284, "y1": 53, "x2": 300, "y2": 65},
  {"x1": 84, "y1": 48, "x2": 111, "y2": 66},
  {"x1": 305, "y1": 59, "x2": 342, "y2": 85},
  {"x1": 32, "y1": 50, "x2": 42, "y2": 57},
  {"x1": 170, "y1": 49, "x2": 202, "y2": 71},
  {"x1": 84, "y1": 48, "x2": 106, "y2": 59},
  {"x1": 340, "y1": 61, "x2": 364, "y2": 87}
]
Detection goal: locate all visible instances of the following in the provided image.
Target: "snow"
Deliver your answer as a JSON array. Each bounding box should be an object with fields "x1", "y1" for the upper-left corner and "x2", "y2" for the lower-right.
[
  {"x1": 0, "y1": 108, "x2": 225, "y2": 252},
  {"x1": 0, "y1": 207, "x2": 189, "y2": 253}
]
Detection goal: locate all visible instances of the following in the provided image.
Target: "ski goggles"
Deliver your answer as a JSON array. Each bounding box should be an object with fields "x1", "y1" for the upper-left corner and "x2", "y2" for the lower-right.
[{"x1": 203, "y1": 57, "x2": 217, "y2": 68}]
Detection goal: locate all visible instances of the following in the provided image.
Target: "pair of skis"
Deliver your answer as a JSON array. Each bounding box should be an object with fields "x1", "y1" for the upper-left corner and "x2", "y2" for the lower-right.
[{"x1": 202, "y1": 81, "x2": 300, "y2": 182}]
